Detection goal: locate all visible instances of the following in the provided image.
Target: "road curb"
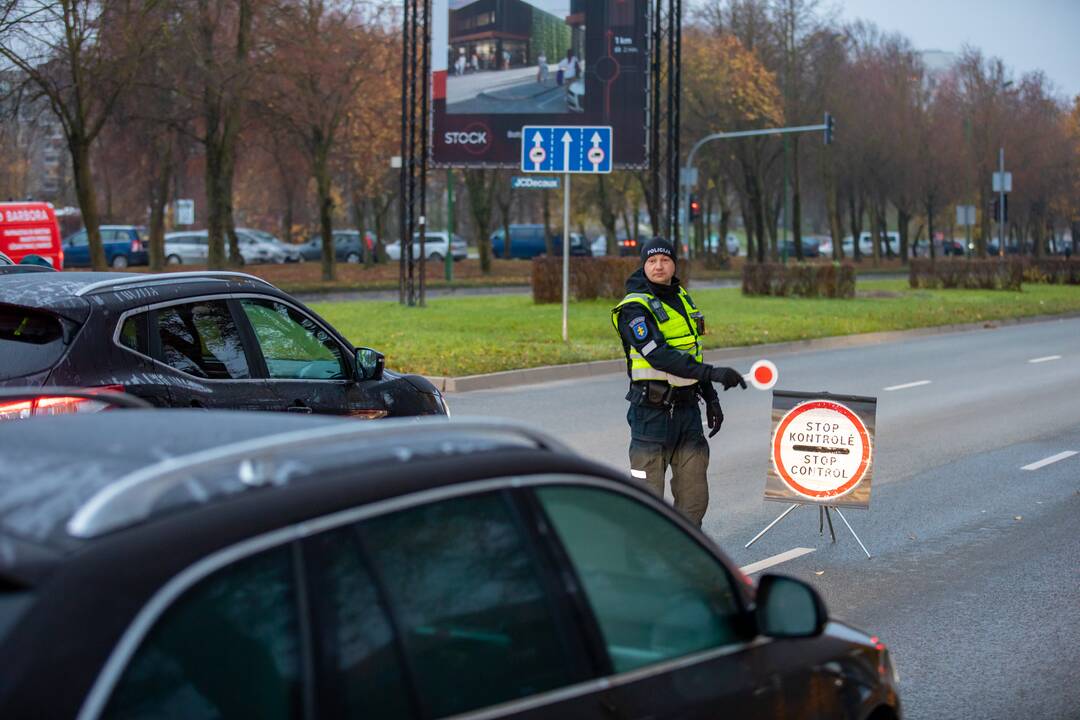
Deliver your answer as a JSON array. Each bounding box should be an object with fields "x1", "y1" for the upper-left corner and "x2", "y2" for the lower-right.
[{"x1": 425, "y1": 311, "x2": 1080, "y2": 393}]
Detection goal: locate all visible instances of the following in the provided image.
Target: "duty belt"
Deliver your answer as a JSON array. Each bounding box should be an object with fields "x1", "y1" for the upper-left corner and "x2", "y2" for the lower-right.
[{"x1": 628, "y1": 381, "x2": 698, "y2": 408}]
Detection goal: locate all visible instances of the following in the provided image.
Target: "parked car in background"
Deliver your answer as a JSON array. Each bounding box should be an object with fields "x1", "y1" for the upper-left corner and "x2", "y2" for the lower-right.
[
  {"x1": 63, "y1": 225, "x2": 147, "y2": 269},
  {"x1": 237, "y1": 228, "x2": 302, "y2": 262},
  {"x1": 0, "y1": 270, "x2": 448, "y2": 417},
  {"x1": 491, "y1": 225, "x2": 591, "y2": 259},
  {"x1": 163, "y1": 230, "x2": 209, "y2": 264},
  {"x1": 703, "y1": 233, "x2": 741, "y2": 257},
  {"x1": 781, "y1": 235, "x2": 822, "y2": 258},
  {"x1": 615, "y1": 236, "x2": 641, "y2": 257},
  {"x1": 0, "y1": 411, "x2": 900, "y2": 718},
  {"x1": 385, "y1": 231, "x2": 468, "y2": 262},
  {"x1": 300, "y1": 230, "x2": 376, "y2": 263},
  {"x1": 0, "y1": 202, "x2": 63, "y2": 268},
  {"x1": 163, "y1": 229, "x2": 287, "y2": 265}
]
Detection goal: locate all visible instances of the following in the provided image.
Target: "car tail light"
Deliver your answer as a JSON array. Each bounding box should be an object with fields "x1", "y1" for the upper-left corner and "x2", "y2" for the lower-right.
[
  {"x1": 0, "y1": 385, "x2": 126, "y2": 421},
  {"x1": 131, "y1": 238, "x2": 143, "y2": 252}
]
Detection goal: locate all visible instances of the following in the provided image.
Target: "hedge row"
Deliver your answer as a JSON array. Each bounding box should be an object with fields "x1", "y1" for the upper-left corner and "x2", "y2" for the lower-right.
[
  {"x1": 531, "y1": 257, "x2": 639, "y2": 303},
  {"x1": 741, "y1": 262, "x2": 856, "y2": 298},
  {"x1": 1020, "y1": 258, "x2": 1080, "y2": 285},
  {"x1": 909, "y1": 259, "x2": 1024, "y2": 290}
]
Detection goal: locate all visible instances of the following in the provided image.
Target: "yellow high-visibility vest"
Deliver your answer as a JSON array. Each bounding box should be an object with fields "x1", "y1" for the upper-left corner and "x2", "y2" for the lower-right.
[{"x1": 612, "y1": 288, "x2": 703, "y2": 387}]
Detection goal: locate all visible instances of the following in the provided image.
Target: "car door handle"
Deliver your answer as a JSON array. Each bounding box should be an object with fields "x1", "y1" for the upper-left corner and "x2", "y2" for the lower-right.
[{"x1": 287, "y1": 405, "x2": 313, "y2": 414}]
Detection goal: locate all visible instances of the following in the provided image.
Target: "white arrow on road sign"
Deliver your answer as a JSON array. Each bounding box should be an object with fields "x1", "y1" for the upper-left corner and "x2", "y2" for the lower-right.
[
  {"x1": 530, "y1": 132, "x2": 545, "y2": 172},
  {"x1": 588, "y1": 132, "x2": 605, "y2": 171},
  {"x1": 562, "y1": 131, "x2": 573, "y2": 174}
]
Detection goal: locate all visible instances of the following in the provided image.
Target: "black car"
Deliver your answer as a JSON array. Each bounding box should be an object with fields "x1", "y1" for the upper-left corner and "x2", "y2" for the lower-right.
[
  {"x1": 0, "y1": 270, "x2": 447, "y2": 417},
  {"x1": 0, "y1": 410, "x2": 901, "y2": 718}
]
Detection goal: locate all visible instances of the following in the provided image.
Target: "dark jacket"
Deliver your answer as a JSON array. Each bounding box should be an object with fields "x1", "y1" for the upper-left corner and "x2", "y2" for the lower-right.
[{"x1": 615, "y1": 269, "x2": 718, "y2": 402}]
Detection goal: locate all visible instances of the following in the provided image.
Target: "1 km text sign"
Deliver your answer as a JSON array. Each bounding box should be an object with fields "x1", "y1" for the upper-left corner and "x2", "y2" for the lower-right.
[{"x1": 765, "y1": 391, "x2": 877, "y2": 508}]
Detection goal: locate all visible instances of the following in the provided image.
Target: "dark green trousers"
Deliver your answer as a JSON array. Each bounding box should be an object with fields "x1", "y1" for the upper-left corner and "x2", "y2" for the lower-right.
[{"x1": 626, "y1": 400, "x2": 710, "y2": 526}]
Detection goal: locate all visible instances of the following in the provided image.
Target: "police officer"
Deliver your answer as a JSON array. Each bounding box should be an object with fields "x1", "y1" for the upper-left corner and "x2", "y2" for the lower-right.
[{"x1": 611, "y1": 237, "x2": 746, "y2": 526}]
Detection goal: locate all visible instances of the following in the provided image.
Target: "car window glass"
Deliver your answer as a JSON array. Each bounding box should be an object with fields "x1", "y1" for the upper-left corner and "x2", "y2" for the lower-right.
[
  {"x1": 239, "y1": 299, "x2": 345, "y2": 380},
  {"x1": 118, "y1": 313, "x2": 149, "y2": 355},
  {"x1": 305, "y1": 528, "x2": 415, "y2": 719},
  {"x1": 156, "y1": 301, "x2": 251, "y2": 380},
  {"x1": 0, "y1": 304, "x2": 66, "y2": 379},
  {"x1": 68, "y1": 231, "x2": 87, "y2": 246},
  {"x1": 101, "y1": 546, "x2": 302, "y2": 720},
  {"x1": 362, "y1": 492, "x2": 581, "y2": 718},
  {"x1": 536, "y1": 486, "x2": 744, "y2": 673}
]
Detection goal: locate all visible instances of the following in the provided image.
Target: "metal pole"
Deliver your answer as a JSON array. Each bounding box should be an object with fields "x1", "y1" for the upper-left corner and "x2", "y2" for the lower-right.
[
  {"x1": 445, "y1": 169, "x2": 454, "y2": 281},
  {"x1": 418, "y1": 0, "x2": 431, "y2": 308},
  {"x1": 397, "y1": 0, "x2": 411, "y2": 305},
  {"x1": 745, "y1": 503, "x2": 800, "y2": 549},
  {"x1": 562, "y1": 172, "x2": 570, "y2": 342},
  {"x1": 832, "y1": 507, "x2": 872, "y2": 559},
  {"x1": 998, "y1": 147, "x2": 1005, "y2": 257},
  {"x1": 783, "y1": 134, "x2": 790, "y2": 263}
]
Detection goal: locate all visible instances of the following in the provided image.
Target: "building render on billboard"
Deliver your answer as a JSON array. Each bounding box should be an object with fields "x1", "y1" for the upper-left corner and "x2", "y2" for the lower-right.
[{"x1": 449, "y1": 0, "x2": 581, "y2": 71}]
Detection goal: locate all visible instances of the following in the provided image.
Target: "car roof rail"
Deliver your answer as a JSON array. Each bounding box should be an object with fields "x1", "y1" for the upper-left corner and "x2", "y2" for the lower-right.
[
  {"x1": 65, "y1": 418, "x2": 571, "y2": 539},
  {"x1": 74, "y1": 271, "x2": 273, "y2": 297}
]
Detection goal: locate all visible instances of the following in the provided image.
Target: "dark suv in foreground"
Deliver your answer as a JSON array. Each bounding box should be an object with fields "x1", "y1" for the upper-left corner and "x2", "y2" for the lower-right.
[
  {"x1": 0, "y1": 410, "x2": 901, "y2": 718},
  {"x1": 0, "y1": 270, "x2": 447, "y2": 417}
]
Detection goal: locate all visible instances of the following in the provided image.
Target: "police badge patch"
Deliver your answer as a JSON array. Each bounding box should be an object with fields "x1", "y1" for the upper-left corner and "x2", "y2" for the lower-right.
[{"x1": 629, "y1": 315, "x2": 648, "y2": 340}]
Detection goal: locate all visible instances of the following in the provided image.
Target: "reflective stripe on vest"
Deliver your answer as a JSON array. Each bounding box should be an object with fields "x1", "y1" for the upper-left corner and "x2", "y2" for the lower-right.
[{"x1": 612, "y1": 288, "x2": 702, "y2": 387}]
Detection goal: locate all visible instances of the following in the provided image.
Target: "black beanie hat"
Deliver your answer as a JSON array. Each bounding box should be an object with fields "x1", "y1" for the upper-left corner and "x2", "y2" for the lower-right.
[{"x1": 640, "y1": 236, "x2": 675, "y2": 264}]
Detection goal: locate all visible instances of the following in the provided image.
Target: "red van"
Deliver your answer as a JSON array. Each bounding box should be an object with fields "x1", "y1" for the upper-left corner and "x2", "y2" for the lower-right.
[{"x1": 0, "y1": 202, "x2": 63, "y2": 269}]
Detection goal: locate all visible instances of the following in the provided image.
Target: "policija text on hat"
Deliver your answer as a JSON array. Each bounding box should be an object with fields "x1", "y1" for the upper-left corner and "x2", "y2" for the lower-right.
[{"x1": 611, "y1": 237, "x2": 746, "y2": 527}]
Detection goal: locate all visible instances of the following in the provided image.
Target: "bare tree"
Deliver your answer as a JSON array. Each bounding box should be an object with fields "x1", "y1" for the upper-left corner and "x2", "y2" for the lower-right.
[{"x1": 0, "y1": 0, "x2": 159, "y2": 269}]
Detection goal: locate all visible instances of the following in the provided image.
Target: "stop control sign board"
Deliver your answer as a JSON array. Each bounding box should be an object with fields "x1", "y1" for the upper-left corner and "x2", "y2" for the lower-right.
[{"x1": 764, "y1": 390, "x2": 878, "y2": 508}]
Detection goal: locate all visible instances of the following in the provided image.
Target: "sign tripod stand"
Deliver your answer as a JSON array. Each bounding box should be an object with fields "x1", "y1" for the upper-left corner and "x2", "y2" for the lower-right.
[
  {"x1": 745, "y1": 503, "x2": 872, "y2": 559},
  {"x1": 747, "y1": 390, "x2": 878, "y2": 559}
]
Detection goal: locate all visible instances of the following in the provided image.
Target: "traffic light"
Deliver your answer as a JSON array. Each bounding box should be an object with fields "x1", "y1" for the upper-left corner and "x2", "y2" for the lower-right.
[
  {"x1": 992, "y1": 195, "x2": 1009, "y2": 223},
  {"x1": 689, "y1": 195, "x2": 701, "y2": 222},
  {"x1": 824, "y1": 112, "x2": 835, "y2": 145}
]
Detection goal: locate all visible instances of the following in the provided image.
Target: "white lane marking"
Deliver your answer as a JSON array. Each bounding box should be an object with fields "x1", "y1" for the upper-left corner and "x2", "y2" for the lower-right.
[
  {"x1": 1021, "y1": 450, "x2": 1078, "y2": 471},
  {"x1": 1028, "y1": 355, "x2": 1062, "y2": 364},
  {"x1": 740, "y1": 547, "x2": 816, "y2": 575},
  {"x1": 884, "y1": 380, "x2": 932, "y2": 392}
]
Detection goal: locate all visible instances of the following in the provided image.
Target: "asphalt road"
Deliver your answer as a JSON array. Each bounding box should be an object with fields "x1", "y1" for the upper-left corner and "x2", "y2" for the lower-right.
[{"x1": 447, "y1": 317, "x2": 1080, "y2": 720}]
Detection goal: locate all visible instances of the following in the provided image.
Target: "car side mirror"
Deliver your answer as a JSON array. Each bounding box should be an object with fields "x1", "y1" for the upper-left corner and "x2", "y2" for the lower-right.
[
  {"x1": 355, "y1": 347, "x2": 384, "y2": 381},
  {"x1": 755, "y1": 574, "x2": 827, "y2": 638}
]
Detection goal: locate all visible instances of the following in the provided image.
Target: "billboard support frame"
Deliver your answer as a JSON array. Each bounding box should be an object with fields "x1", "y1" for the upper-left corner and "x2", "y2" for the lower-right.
[{"x1": 399, "y1": 0, "x2": 432, "y2": 307}]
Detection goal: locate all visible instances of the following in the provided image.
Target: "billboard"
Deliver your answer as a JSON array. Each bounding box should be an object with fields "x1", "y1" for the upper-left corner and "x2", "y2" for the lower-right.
[{"x1": 431, "y1": 0, "x2": 649, "y2": 167}]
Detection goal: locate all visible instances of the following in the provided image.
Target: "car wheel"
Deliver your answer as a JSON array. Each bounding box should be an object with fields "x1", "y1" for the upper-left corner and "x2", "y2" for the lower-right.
[
  {"x1": 296, "y1": 255, "x2": 305, "y2": 263},
  {"x1": 166, "y1": 254, "x2": 182, "y2": 265},
  {"x1": 429, "y1": 252, "x2": 444, "y2": 263},
  {"x1": 111, "y1": 255, "x2": 129, "y2": 269},
  {"x1": 346, "y1": 252, "x2": 361, "y2": 264}
]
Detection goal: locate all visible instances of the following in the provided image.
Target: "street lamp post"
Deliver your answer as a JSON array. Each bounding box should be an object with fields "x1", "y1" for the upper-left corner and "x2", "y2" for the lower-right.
[{"x1": 679, "y1": 116, "x2": 834, "y2": 261}]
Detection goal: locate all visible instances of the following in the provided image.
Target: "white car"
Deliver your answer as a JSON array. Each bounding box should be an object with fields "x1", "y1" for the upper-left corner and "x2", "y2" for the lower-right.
[
  {"x1": 386, "y1": 232, "x2": 468, "y2": 262},
  {"x1": 164, "y1": 230, "x2": 287, "y2": 265}
]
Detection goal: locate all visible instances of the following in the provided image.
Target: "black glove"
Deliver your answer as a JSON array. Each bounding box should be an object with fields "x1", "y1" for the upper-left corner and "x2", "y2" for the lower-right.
[
  {"x1": 706, "y1": 399, "x2": 724, "y2": 437},
  {"x1": 709, "y1": 366, "x2": 747, "y2": 391}
]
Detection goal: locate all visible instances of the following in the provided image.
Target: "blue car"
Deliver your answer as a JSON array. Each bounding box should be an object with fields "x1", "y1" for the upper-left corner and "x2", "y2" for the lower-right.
[
  {"x1": 491, "y1": 225, "x2": 591, "y2": 259},
  {"x1": 63, "y1": 225, "x2": 149, "y2": 268}
]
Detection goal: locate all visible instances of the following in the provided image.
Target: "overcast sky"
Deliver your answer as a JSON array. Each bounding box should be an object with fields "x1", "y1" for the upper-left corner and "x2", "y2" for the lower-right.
[{"x1": 835, "y1": 0, "x2": 1080, "y2": 99}]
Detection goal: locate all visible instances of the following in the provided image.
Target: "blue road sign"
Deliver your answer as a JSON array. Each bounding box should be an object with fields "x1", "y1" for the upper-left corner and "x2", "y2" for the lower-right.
[
  {"x1": 511, "y1": 176, "x2": 560, "y2": 190},
  {"x1": 521, "y1": 126, "x2": 613, "y2": 174}
]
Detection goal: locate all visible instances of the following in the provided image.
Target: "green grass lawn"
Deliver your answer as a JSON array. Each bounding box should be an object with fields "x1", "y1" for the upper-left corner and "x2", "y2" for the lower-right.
[{"x1": 310, "y1": 280, "x2": 1080, "y2": 377}]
